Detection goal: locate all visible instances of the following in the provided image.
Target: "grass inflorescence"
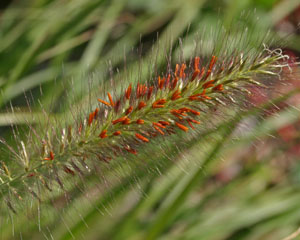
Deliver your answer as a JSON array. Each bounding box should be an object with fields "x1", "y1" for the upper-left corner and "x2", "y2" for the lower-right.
[{"x1": 0, "y1": 40, "x2": 291, "y2": 218}]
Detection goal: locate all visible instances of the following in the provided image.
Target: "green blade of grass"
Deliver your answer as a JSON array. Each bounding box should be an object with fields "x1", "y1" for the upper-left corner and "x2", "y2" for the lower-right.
[{"x1": 143, "y1": 88, "x2": 300, "y2": 240}]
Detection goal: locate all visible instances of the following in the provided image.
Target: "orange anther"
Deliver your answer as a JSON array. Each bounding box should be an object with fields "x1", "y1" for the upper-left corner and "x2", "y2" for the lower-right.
[
  {"x1": 179, "y1": 64, "x2": 186, "y2": 78},
  {"x1": 113, "y1": 131, "x2": 121, "y2": 136},
  {"x1": 153, "y1": 122, "x2": 166, "y2": 129},
  {"x1": 125, "y1": 84, "x2": 132, "y2": 100},
  {"x1": 88, "y1": 112, "x2": 95, "y2": 126},
  {"x1": 125, "y1": 106, "x2": 133, "y2": 115},
  {"x1": 175, "y1": 122, "x2": 189, "y2": 132},
  {"x1": 99, "y1": 130, "x2": 108, "y2": 138},
  {"x1": 112, "y1": 116, "x2": 127, "y2": 125},
  {"x1": 202, "y1": 80, "x2": 215, "y2": 89},
  {"x1": 147, "y1": 86, "x2": 154, "y2": 100},
  {"x1": 94, "y1": 108, "x2": 99, "y2": 118},
  {"x1": 213, "y1": 84, "x2": 224, "y2": 91},
  {"x1": 107, "y1": 92, "x2": 114, "y2": 107},
  {"x1": 189, "y1": 109, "x2": 201, "y2": 115},
  {"x1": 158, "y1": 76, "x2": 165, "y2": 90},
  {"x1": 50, "y1": 151, "x2": 54, "y2": 160},
  {"x1": 135, "y1": 133, "x2": 149, "y2": 142},
  {"x1": 138, "y1": 101, "x2": 146, "y2": 110},
  {"x1": 153, "y1": 125, "x2": 164, "y2": 135},
  {"x1": 171, "y1": 90, "x2": 181, "y2": 100},
  {"x1": 158, "y1": 120, "x2": 170, "y2": 126},
  {"x1": 136, "y1": 119, "x2": 144, "y2": 124},
  {"x1": 97, "y1": 98, "x2": 111, "y2": 107},
  {"x1": 122, "y1": 118, "x2": 131, "y2": 125}
]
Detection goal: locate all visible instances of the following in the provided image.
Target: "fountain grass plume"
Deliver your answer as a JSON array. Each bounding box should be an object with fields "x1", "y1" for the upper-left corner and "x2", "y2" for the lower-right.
[{"x1": 0, "y1": 28, "x2": 293, "y2": 218}]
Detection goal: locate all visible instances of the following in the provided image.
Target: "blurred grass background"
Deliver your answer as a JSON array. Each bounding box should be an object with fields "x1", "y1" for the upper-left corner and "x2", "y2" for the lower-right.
[{"x1": 0, "y1": 0, "x2": 300, "y2": 239}]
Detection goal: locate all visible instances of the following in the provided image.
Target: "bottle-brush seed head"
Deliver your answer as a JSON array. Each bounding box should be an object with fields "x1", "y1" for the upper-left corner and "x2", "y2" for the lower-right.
[{"x1": 0, "y1": 42, "x2": 291, "y2": 216}]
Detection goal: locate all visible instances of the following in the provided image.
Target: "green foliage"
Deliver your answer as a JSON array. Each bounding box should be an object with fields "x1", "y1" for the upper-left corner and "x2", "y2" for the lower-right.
[{"x1": 0, "y1": 0, "x2": 300, "y2": 239}]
